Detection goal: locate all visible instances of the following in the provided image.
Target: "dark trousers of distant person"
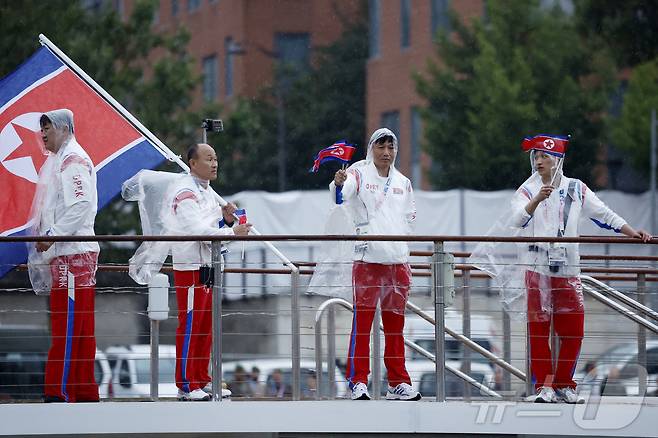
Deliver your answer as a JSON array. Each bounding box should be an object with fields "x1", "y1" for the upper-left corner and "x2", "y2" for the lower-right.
[{"x1": 44, "y1": 252, "x2": 99, "y2": 402}]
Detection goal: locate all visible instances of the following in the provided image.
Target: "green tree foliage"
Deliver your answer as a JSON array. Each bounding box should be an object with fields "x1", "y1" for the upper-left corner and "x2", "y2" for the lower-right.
[
  {"x1": 611, "y1": 59, "x2": 658, "y2": 179},
  {"x1": 212, "y1": 7, "x2": 368, "y2": 193},
  {"x1": 416, "y1": 0, "x2": 615, "y2": 190},
  {"x1": 576, "y1": 0, "x2": 658, "y2": 68}
]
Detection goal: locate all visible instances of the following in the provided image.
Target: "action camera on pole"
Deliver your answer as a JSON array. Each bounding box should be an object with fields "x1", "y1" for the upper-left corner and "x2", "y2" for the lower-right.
[{"x1": 201, "y1": 118, "x2": 223, "y2": 142}]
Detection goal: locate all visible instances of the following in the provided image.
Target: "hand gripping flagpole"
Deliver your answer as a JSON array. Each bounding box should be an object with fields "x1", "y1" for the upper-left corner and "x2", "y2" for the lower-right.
[{"x1": 38, "y1": 34, "x2": 298, "y2": 273}]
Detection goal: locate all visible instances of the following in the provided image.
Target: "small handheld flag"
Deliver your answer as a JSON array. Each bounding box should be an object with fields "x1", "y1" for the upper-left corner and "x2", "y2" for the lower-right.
[
  {"x1": 235, "y1": 209, "x2": 247, "y2": 225},
  {"x1": 219, "y1": 208, "x2": 247, "y2": 227},
  {"x1": 309, "y1": 141, "x2": 356, "y2": 173}
]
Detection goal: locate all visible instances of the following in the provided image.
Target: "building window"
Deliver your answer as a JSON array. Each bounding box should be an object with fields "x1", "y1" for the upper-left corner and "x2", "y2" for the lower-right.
[
  {"x1": 224, "y1": 37, "x2": 234, "y2": 97},
  {"x1": 81, "y1": 0, "x2": 103, "y2": 13},
  {"x1": 369, "y1": 0, "x2": 380, "y2": 57},
  {"x1": 171, "y1": 0, "x2": 179, "y2": 16},
  {"x1": 410, "y1": 107, "x2": 422, "y2": 188},
  {"x1": 540, "y1": 0, "x2": 574, "y2": 15},
  {"x1": 400, "y1": 0, "x2": 411, "y2": 48},
  {"x1": 152, "y1": 0, "x2": 160, "y2": 25},
  {"x1": 431, "y1": 0, "x2": 450, "y2": 39},
  {"x1": 380, "y1": 110, "x2": 400, "y2": 166},
  {"x1": 114, "y1": 0, "x2": 125, "y2": 19},
  {"x1": 274, "y1": 33, "x2": 310, "y2": 88},
  {"x1": 187, "y1": 0, "x2": 200, "y2": 12},
  {"x1": 202, "y1": 55, "x2": 218, "y2": 102}
]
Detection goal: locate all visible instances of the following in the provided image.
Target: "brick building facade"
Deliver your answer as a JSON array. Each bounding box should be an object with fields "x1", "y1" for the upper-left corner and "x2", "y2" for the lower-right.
[
  {"x1": 131, "y1": 0, "x2": 361, "y2": 109},
  {"x1": 366, "y1": 0, "x2": 484, "y2": 189}
]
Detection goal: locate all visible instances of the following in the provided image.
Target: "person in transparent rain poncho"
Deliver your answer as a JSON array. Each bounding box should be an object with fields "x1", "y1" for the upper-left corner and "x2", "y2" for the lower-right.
[
  {"x1": 469, "y1": 135, "x2": 651, "y2": 404},
  {"x1": 318, "y1": 128, "x2": 420, "y2": 401},
  {"x1": 123, "y1": 143, "x2": 251, "y2": 401},
  {"x1": 27, "y1": 109, "x2": 100, "y2": 402}
]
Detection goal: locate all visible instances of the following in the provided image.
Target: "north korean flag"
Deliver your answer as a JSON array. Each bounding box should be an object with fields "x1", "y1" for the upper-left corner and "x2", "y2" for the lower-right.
[
  {"x1": 0, "y1": 47, "x2": 168, "y2": 277},
  {"x1": 309, "y1": 141, "x2": 356, "y2": 173}
]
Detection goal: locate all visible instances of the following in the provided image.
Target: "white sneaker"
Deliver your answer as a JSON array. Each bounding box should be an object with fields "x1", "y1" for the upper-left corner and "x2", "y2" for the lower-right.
[
  {"x1": 386, "y1": 383, "x2": 421, "y2": 401},
  {"x1": 201, "y1": 383, "x2": 232, "y2": 398},
  {"x1": 527, "y1": 386, "x2": 557, "y2": 403},
  {"x1": 556, "y1": 387, "x2": 584, "y2": 404},
  {"x1": 351, "y1": 382, "x2": 370, "y2": 400},
  {"x1": 189, "y1": 388, "x2": 211, "y2": 401},
  {"x1": 179, "y1": 388, "x2": 211, "y2": 401}
]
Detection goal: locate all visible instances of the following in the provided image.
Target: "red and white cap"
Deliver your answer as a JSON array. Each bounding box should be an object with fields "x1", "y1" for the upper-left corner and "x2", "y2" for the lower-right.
[{"x1": 521, "y1": 134, "x2": 569, "y2": 157}]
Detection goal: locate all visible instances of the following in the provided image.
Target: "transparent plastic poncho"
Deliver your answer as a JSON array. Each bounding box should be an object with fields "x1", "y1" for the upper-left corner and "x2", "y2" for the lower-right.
[
  {"x1": 27, "y1": 110, "x2": 98, "y2": 295},
  {"x1": 468, "y1": 154, "x2": 584, "y2": 320},
  {"x1": 122, "y1": 170, "x2": 190, "y2": 285}
]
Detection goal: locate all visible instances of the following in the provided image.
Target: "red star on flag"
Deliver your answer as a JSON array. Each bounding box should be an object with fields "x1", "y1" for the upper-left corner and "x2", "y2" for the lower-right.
[{"x1": 5, "y1": 123, "x2": 47, "y2": 172}]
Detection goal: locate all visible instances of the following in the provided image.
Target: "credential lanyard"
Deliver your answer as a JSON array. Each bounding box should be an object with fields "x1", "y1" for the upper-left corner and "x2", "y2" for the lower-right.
[
  {"x1": 557, "y1": 180, "x2": 577, "y2": 237},
  {"x1": 373, "y1": 176, "x2": 393, "y2": 214}
]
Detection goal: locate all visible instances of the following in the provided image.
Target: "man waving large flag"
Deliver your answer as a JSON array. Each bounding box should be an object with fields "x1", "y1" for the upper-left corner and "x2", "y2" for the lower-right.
[{"x1": 0, "y1": 35, "x2": 178, "y2": 277}]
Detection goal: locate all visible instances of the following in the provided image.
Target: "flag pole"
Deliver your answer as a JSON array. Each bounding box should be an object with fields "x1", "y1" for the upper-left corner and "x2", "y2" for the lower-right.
[
  {"x1": 39, "y1": 34, "x2": 298, "y2": 272},
  {"x1": 38, "y1": 34, "x2": 189, "y2": 172}
]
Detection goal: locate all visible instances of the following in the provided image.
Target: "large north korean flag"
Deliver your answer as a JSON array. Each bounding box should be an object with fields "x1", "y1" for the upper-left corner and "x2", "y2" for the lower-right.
[{"x1": 0, "y1": 46, "x2": 168, "y2": 276}]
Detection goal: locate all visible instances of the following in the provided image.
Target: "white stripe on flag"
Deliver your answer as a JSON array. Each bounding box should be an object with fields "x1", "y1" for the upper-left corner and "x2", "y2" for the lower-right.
[{"x1": 0, "y1": 66, "x2": 67, "y2": 114}]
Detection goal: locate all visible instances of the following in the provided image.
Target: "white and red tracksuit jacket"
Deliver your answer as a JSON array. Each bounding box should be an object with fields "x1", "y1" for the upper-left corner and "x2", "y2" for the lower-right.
[
  {"x1": 329, "y1": 162, "x2": 416, "y2": 263},
  {"x1": 509, "y1": 174, "x2": 627, "y2": 277}
]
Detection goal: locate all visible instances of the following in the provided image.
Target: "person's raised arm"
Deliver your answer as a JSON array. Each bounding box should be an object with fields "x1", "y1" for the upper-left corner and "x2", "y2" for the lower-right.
[{"x1": 329, "y1": 168, "x2": 358, "y2": 204}]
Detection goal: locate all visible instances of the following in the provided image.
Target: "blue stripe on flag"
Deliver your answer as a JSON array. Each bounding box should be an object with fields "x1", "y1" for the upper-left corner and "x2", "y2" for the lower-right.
[
  {"x1": 0, "y1": 47, "x2": 63, "y2": 108},
  {"x1": 0, "y1": 231, "x2": 28, "y2": 278},
  {"x1": 96, "y1": 139, "x2": 166, "y2": 208}
]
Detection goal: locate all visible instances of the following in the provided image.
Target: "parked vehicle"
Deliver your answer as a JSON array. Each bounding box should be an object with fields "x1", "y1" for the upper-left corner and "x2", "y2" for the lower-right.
[
  {"x1": 365, "y1": 359, "x2": 495, "y2": 398},
  {"x1": 575, "y1": 340, "x2": 658, "y2": 396},
  {"x1": 0, "y1": 324, "x2": 111, "y2": 400},
  {"x1": 404, "y1": 310, "x2": 501, "y2": 366},
  {"x1": 222, "y1": 358, "x2": 347, "y2": 399},
  {"x1": 105, "y1": 344, "x2": 178, "y2": 399}
]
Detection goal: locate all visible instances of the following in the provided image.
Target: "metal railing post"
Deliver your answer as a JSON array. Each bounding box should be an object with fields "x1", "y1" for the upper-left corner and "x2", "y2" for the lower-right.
[
  {"x1": 327, "y1": 306, "x2": 336, "y2": 399},
  {"x1": 432, "y1": 241, "x2": 446, "y2": 402},
  {"x1": 372, "y1": 304, "x2": 382, "y2": 400},
  {"x1": 291, "y1": 269, "x2": 301, "y2": 401},
  {"x1": 147, "y1": 273, "x2": 169, "y2": 402},
  {"x1": 502, "y1": 309, "x2": 512, "y2": 394},
  {"x1": 638, "y1": 273, "x2": 647, "y2": 396},
  {"x1": 314, "y1": 313, "x2": 323, "y2": 400},
  {"x1": 150, "y1": 320, "x2": 159, "y2": 401},
  {"x1": 525, "y1": 321, "x2": 533, "y2": 398},
  {"x1": 462, "y1": 269, "x2": 471, "y2": 399},
  {"x1": 211, "y1": 241, "x2": 223, "y2": 402}
]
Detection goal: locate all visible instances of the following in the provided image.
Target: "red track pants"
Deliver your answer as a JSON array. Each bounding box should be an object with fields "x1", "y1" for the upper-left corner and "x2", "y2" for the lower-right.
[
  {"x1": 174, "y1": 270, "x2": 212, "y2": 392},
  {"x1": 346, "y1": 262, "x2": 412, "y2": 388},
  {"x1": 44, "y1": 252, "x2": 99, "y2": 402},
  {"x1": 526, "y1": 271, "x2": 584, "y2": 391}
]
